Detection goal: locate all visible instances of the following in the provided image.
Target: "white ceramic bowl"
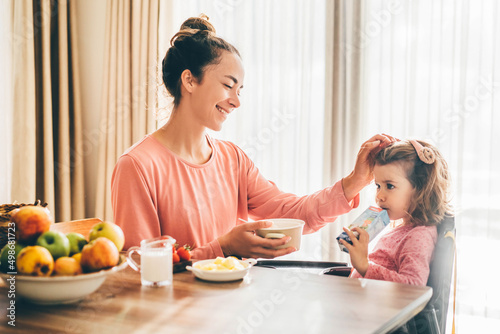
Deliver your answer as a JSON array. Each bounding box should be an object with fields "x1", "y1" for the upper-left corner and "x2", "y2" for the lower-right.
[
  {"x1": 186, "y1": 258, "x2": 257, "y2": 282},
  {"x1": 256, "y1": 218, "x2": 305, "y2": 250},
  {"x1": 0, "y1": 255, "x2": 128, "y2": 305}
]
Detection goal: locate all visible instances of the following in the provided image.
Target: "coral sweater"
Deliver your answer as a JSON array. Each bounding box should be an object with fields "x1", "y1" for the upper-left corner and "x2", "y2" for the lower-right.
[
  {"x1": 111, "y1": 135, "x2": 359, "y2": 260},
  {"x1": 351, "y1": 224, "x2": 438, "y2": 286}
]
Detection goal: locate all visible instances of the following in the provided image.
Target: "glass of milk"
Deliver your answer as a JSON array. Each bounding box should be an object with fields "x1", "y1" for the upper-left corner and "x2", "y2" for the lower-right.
[{"x1": 126, "y1": 236, "x2": 176, "y2": 287}]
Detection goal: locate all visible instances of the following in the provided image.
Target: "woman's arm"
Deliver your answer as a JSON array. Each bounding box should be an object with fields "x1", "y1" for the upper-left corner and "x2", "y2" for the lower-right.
[{"x1": 243, "y1": 134, "x2": 395, "y2": 232}]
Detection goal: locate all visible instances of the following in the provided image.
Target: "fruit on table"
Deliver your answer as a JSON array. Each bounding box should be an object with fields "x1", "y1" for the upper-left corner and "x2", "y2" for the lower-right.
[
  {"x1": 72, "y1": 252, "x2": 82, "y2": 263},
  {"x1": 36, "y1": 231, "x2": 70, "y2": 260},
  {"x1": 177, "y1": 245, "x2": 191, "y2": 261},
  {"x1": 172, "y1": 251, "x2": 180, "y2": 263},
  {"x1": 11, "y1": 206, "x2": 52, "y2": 244},
  {"x1": 88, "y1": 221, "x2": 125, "y2": 252},
  {"x1": 53, "y1": 256, "x2": 82, "y2": 276},
  {"x1": 16, "y1": 245, "x2": 54, "y2": 276},
  {"x1": 66, "y1": 232, "x2": 88, "y2": 256},
  {"x1": 0, "y1": 242, "x2": 25, "y2": 273},
  {"x1": 80, "y1": 237, "x2": 119, "y2": 272}
]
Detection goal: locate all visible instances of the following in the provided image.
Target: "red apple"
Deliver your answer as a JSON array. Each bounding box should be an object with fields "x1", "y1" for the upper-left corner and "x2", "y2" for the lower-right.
[
  {"x1": 11, "y1": 206, "x2": 52, "y2": 245},
  {"x1": 88, "y1": 221, "x2": 125, "y2": 251},
  {"x1": 80, "y1": 237, "x2": 119, "y2": 272}
]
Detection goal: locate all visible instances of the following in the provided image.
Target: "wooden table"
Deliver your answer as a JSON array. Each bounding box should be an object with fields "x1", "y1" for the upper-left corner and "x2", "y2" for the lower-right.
[{"x1": 0, "y1": 265, "x2": 431, "y2": 334}]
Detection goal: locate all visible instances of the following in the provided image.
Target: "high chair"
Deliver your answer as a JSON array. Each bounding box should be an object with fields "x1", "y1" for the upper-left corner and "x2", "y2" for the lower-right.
[{"x1": 394, "y1": 214, "x2": 456, "y2": 334}]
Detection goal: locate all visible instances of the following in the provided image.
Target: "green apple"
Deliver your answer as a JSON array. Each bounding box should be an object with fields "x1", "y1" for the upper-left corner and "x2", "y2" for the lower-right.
[
  {"x1": 66, "y1": 232, "x2": 88, "y2": 255},
  {"x1": 89, "y1": 221, "x2": 125, "y2": 251},
  {"x1": 36, "y1": 231, "x2": 70, "y2": 259},
  {"x1": 0, "y1": 242, "x2": 25, "y2": 273}
]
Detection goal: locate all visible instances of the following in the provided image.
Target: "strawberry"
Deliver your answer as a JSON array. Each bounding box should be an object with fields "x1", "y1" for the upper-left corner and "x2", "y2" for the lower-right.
[
  {"x1": 172, "y1": 251, "x2": 180, "y2": 263},
  {"x1": 177, "y1": 245, "x2": 191, "y2": 261}
]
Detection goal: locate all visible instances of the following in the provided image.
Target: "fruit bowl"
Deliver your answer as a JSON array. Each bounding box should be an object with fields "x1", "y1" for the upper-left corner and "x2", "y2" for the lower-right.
[{"x1": 0, "y1": 255, "x2": 128, "y2": 305}]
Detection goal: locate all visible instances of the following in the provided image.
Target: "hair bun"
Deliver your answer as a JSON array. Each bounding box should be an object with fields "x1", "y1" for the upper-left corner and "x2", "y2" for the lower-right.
[{"x1": 179, "y1": 14, "x2": 216, "y2": 34}]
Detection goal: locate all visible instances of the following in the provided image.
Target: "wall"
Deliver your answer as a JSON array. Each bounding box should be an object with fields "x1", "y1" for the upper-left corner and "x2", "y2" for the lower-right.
[{"x1": 74, "y1": 0, "x2": 108, "y2": 217}]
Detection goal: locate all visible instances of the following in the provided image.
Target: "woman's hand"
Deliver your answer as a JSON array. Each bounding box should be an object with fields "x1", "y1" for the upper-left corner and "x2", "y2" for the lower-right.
[
  {"x1": 217, "y1": 221, "x2": 296, "y2": 258},
  {"x1": 342, "y1": 133, "x2": 397, "y2": 201},
  {"x1": 339, "y1": 227, "x2": 370, "y2": 276}
]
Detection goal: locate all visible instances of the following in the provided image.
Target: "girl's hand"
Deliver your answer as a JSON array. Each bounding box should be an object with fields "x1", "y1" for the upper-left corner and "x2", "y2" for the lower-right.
[
  {"x1": 342, "y1": 134, "x2": 397, "y2": 201},
  {"x1": 217, "y1": 221, "x2": 296, "y2": 258},
  {"x1": 339, "y1": 227, "x2": 370, "y2": 276}
]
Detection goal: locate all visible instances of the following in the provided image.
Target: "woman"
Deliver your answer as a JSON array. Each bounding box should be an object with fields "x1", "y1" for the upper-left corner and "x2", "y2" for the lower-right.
[{"x1": 111, "y1": 15, "x2": 395, "y2": 260}]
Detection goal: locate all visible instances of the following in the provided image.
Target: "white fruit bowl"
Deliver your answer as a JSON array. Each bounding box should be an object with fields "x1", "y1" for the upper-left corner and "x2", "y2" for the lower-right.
[{"x1": 0, "y1": 255, "x2": 128, "y2": 305}]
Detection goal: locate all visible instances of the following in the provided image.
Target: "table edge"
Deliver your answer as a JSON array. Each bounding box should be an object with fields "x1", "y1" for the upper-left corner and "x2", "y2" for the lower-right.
[{"x1": 374, "y1": 285, "x2": 433, "y2": 334}]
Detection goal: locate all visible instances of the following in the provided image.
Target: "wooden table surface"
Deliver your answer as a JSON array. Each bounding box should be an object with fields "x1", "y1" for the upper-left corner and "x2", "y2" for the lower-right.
[{"x1": 0, "y1": 264, "x2": 431, "y2": 334}]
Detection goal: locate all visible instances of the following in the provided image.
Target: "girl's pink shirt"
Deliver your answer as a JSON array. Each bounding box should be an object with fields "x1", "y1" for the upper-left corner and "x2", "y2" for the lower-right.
[
  {"x1": 351, "y1": 224, "x2": 438, "y2": 286},
  {"x1": 111, "y1": 135, "x2": 359, "y2": 260}
]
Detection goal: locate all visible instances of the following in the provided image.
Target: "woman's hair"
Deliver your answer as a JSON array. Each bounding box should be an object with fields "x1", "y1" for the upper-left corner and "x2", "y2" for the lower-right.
[
  {"x1": 375, "y1": 140, "x2": 452, "y2": 226},
  {"x1": 161, "y1": 14, "x2": 241, "y2": 107}
]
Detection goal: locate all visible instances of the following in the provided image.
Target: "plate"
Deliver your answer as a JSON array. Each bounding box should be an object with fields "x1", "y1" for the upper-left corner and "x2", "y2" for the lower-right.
[
  {"x1": 0, "y1": 255, "x2": 128, "y2": 305},
  {"x1": 186, "y1": 258, "x2": 257, "y2": 282}
]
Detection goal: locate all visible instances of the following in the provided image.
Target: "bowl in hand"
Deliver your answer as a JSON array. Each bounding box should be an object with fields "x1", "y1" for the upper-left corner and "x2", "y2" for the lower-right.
[{"x1": 256, "y1": 218, "x2": 305, "y2": 250}]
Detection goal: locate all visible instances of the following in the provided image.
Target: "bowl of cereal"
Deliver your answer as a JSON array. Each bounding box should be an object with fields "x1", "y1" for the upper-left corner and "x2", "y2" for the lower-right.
[
  {"x1": 186, "y1": 257, "x2": 257, "y2": 282},
  {"x1": 255, "y1": 218, "x2": 305, "y2": 250}
]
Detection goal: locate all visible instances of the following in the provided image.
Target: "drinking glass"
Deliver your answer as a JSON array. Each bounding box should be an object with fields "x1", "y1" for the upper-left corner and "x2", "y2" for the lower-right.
[{"x1": 126, "y1": 236, "x2": 176, "y2": 287}]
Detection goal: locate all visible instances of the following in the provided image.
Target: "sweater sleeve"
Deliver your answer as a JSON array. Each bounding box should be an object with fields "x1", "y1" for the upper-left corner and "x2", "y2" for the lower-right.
[
  {"x1": 242, "y1": 151, "x2": 359, "y2": 233},
  {"x1": 190, "y1": 240, "x2": 225, "y2": 260},
  {"x1": 358, "y1": 227, "x2": 437, "y2": 286}
]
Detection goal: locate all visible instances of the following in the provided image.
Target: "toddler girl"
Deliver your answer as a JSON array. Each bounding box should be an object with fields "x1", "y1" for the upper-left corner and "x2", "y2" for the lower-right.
[{"x1": 340, "y1": 140, "x2": 452, "y2": 286}]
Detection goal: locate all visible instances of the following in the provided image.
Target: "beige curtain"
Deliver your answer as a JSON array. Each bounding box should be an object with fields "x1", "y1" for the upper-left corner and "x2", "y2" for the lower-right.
[
  {"x1": 323, "y1": 0, "x2": 365, "y2": 262},
  {"x1": 11, "y1": 0, "x2": 85, "y2": 222},
  {"x1": 95, "y1": 0, "x2": 160, "y2": 221}
]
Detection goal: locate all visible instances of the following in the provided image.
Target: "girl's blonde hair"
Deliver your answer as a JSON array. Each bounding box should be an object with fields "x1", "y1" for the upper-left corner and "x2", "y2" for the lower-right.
[{"x1": 375, "y1": 140, "x2": 452, "y2": 226}]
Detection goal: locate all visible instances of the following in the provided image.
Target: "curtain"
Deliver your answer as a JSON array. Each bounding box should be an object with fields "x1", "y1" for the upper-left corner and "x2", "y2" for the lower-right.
[
  {"x1": 9, "y1": 0, "x2": 85, "y2": 222},
  {"x1": 0, "y1": 0, "x2": 14, "y2": 204},
  {"x1": 357, "y1": 0, "x2": 500, "y2": 331},
  {"x1": 323, "y1": 0, "x2": 367, "y2": 262},
  {"x1": 165, "y1": 0, "x2": 327, "y2": 259},
  {"x1": 94, "y1": 0, "x2": 160, "y2": 221}
]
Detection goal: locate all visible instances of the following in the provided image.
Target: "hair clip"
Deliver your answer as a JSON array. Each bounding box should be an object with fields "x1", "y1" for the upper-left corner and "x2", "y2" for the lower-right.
[{"x1": 410, "y1": 140, "x2": 435, "y2": 164}]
